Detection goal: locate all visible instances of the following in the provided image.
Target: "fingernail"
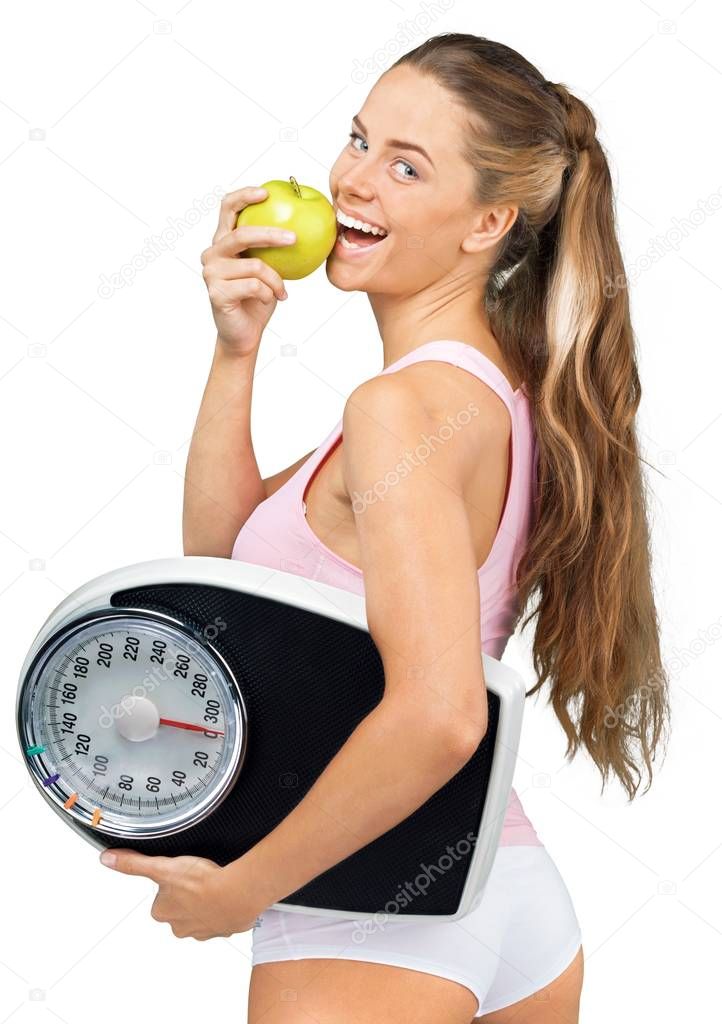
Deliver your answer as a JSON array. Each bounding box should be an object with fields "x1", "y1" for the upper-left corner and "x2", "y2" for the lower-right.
[
  {"x1": 281, "y1": 289, "x2": 288, "y2": 300},
  {"x1": 281, "y1": 231, "x2": 295, "y2": 242},
  {"x1": 100, "y1": 851, "x2": 117, "y2": 868}
]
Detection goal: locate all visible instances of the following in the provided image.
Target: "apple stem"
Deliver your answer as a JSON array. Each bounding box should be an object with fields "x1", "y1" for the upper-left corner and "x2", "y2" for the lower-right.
[{"x1": 289, "y1": 175, "x2": 302, "y2": 199}]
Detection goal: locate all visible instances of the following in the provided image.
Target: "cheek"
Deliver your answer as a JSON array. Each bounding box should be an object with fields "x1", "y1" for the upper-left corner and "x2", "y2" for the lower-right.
[
  {"x1": 380, "y1": 194, "x2": 445, "y2": 243},
  {"x1": 380, "y1": 219, "x2": 461, "y2": 286},
  {"x1": 411, "y1": 217, "x2": 459, "y2": 256}
]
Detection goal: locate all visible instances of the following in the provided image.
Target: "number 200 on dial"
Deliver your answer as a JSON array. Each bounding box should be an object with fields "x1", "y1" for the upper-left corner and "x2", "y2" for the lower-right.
[{"x1": 17, "y1": 610, "x2": 247, "y2": 839}]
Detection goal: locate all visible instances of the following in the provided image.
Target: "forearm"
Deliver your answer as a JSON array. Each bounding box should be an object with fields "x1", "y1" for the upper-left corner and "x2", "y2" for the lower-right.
[
  {"x1": 227, "y1": 697, "x2": 480, "y2": 912},
  {"x1": 182, "y1": 336, "x2": 265, "y2": 556}
]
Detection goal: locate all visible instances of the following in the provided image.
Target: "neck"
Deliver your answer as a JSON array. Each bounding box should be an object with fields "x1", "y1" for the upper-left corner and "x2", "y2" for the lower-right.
[{"x1": 368, "y1": 285, "x2": 501, "y2": 369}]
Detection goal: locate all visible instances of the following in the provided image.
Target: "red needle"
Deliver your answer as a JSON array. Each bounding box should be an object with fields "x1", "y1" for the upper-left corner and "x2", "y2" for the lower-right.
[{"x1": 158, "y1": 717, "x2": 224, "y2": 736}]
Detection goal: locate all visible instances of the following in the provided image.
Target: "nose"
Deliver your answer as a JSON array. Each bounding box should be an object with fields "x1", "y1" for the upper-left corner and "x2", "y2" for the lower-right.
[{"x1": 331, "y1": 163, "x2": 376, "y2": 203}]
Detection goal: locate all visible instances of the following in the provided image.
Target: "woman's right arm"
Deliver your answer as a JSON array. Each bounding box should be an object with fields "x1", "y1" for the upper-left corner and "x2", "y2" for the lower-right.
[{"x1": 182, "y1": 186, "x2": 298, "y2": 557}]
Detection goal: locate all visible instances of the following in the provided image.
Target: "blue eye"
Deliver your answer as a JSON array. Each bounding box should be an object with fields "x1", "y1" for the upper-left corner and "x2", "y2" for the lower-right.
[
  {"x1": 348, "y1": 130, "x2": 367, "y2": 153},
  {"x1": 347, "y1": 131, "x2": 419, "y2": 180},
  {"x1": 392, "y1": 158, "x2": 418, "y2": 180}
]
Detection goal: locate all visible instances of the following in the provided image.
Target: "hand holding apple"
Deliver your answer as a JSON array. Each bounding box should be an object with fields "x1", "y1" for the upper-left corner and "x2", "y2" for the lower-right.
[
  {"x1": 201, "y1": 185, "x2": 296, "y2": 357},
  {"x1": 236, "y1": 177, "x2": 337, "y2": 280}
]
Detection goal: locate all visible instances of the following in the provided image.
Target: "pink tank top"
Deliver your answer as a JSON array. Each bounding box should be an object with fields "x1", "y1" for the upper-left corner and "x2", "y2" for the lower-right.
[{"x1": 231, "y1": 339, "x2": 542, "y2": 847}]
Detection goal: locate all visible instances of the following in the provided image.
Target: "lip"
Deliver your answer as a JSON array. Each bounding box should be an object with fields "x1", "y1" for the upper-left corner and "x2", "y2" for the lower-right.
[{"x1": 335, "y1": 203, "x2": 388, "y2": 234}]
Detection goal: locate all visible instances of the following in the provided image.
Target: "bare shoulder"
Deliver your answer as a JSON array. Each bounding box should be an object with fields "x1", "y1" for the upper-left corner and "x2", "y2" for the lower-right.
[
  {"x1": 390, "y1": 359, "x2": 512, "y2": 430},
  {"x1": 341, "y1": 363, "x2": 510, "y2": 489}
]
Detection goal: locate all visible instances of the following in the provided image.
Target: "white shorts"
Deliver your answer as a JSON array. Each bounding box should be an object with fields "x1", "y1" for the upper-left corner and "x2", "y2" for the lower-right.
[{"x1": 251, "y1": 844, "x2": 583, "y2": 1017}]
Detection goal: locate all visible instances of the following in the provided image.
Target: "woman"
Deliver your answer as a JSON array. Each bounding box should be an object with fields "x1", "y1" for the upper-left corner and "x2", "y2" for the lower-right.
[{"x1": 182, "y1": 32, "x2": 670, "y2": 1023}]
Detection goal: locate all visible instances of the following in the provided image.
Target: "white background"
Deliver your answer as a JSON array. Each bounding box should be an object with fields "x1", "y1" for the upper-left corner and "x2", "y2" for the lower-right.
[{"x1": 1, "y1": 0, "x2": 720, "y2": 1020}]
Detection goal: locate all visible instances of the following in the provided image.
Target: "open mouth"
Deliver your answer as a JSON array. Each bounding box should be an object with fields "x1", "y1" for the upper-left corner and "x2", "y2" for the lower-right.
[{"x1": 336, "y1": 224, "x2": 389, "y2": 250}]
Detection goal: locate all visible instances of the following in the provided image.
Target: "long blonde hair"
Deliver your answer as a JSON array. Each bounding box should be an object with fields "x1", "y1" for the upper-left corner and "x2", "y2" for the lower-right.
[{"x1": 393, "y1": 33, "x2": 670, "y2": 800}]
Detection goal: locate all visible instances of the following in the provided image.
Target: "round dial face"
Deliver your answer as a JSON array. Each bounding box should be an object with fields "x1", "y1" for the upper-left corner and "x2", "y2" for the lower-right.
[{"x1": 18, "y1": 610, "x2": 247, "y2": 839}]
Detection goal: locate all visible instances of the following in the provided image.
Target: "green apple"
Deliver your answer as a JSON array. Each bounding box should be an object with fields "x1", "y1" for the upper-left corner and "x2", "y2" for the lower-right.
[{"x1": 236, "y1": 177, "x2": 337, "y2": 280}]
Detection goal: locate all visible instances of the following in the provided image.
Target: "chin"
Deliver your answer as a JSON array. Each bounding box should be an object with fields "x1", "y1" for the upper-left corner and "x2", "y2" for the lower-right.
[{"x1": 325, "y1": 257, "x2": 363, "y2": 291}]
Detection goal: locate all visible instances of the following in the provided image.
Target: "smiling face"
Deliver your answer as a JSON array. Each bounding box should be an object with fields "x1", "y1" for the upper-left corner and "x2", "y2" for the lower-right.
[{"x1": 327, "y1": 64, "x2": 507, "y2": 299}]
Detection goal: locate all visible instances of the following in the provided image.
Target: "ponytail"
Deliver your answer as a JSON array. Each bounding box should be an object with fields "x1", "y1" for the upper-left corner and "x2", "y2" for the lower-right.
[{"x1": 393, "y1": 34, "x2": 671, "y2": 799}]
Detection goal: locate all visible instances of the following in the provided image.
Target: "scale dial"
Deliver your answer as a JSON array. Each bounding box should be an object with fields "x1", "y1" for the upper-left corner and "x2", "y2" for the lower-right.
[{"x1": 18, "y1": 609, "x2": 247, "y2": 839}]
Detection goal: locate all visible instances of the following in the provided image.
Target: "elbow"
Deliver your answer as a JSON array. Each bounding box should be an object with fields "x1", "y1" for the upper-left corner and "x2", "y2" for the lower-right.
[
  {"x1": 377, "y1": 682, "x2": 488, "y2": 777},
  {"x1": 392, "y1": 705, "x2": 487, "y2": 777},
  {"x1": 441, "y1": 716, "x2": 488, "y2": 770},
  {"x1": 423, "y1": 691, "x2": 488, "y2": 769}
]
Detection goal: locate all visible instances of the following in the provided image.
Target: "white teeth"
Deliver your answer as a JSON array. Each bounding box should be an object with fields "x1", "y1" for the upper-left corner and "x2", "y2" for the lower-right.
[
  {"x1": 336, "y1": 208, "x2": 388, "y2": 236},
  {"x1": 339, "y1": 232, "x2": 362, "y2": 250}
]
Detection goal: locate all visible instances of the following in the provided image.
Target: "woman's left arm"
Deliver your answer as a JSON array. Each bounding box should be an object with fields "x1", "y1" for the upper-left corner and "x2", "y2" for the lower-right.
[{"x1": 100, "y1": 373, "x2": 492, "y2": 937}]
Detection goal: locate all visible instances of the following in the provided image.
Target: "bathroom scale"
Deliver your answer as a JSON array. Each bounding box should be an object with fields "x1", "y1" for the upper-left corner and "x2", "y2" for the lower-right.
[{"x1": 16, "y1": 556, "x2": 526, "y2": 923}]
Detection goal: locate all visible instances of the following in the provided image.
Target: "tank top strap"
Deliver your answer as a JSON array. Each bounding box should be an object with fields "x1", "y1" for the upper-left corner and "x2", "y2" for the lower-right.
[
  {"x1": 378, "y1": 338, "x2": 524, "y2": 416},
  {"x1": 294, "y1": 419, "x2": 344, "y2": 512}
]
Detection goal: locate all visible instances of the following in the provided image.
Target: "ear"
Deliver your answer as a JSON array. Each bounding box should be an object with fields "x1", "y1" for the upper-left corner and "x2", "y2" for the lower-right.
[{"x1": 461, "y1": 204, "x2": 519, "y2": 255}]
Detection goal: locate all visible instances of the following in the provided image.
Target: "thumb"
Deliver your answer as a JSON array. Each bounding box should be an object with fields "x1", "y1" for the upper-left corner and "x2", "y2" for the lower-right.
[{"x1": 99, "y1": 848, "x2": 171, "y2": 882}]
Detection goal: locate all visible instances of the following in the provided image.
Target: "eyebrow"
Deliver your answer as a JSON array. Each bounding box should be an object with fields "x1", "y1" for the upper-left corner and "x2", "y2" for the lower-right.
[{"x1": 352, "y1": 114, "x2": 435, "y2": 169}]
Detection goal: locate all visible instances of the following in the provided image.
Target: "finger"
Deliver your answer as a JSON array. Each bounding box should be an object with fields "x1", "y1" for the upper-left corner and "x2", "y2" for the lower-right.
[
  {"x1": 212, "y1": 186, "x2": 269, "y2": 242},
  {"x1": 99, "y1": 848, "x2": 173, "y2": 881},
  {"x1": 213, "y1": 224, "x2": 296, "y2": 260},
  {"x1": 150, "y1": 892, "x2": 170, "y2": 922},
  {"x1": 203, "y1": 256, "x2": 286, "y2": 299},
  {"x1": 207, "y1": 278, "x2": 276, "y2": 307}
]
